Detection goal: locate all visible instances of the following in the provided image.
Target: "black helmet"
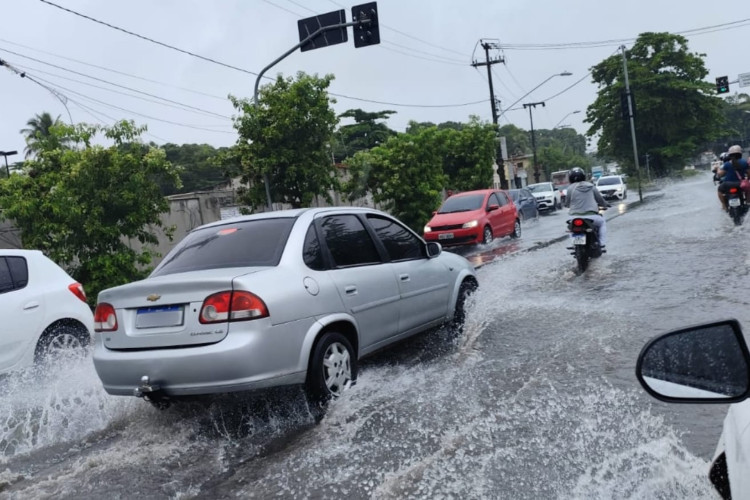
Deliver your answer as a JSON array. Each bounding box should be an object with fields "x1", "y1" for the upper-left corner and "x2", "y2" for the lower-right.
[{"x1": 569, "y1": 167, "x2": 586, "y2": 183}]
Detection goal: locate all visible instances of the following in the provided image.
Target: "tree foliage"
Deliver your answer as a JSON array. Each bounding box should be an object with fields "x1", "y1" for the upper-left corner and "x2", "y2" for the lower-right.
[
  {"x1": 160, "y1": 143, "x2": 240, "y2": 195},
  {"x1": 585, "y1": 32, "x2": 723, "y2": 176},
  {"x1": 19, "y1": 112, "x2": 68, "y2": 158},
  {"x1": 333, "y1": 108, "x2": 397, "y2": 162},
  {"x1": 441, "y1": 118, "x2": 497, "y2": 191},
  {"x1": 229, "y1": 72, "x2": 339, "y2": 209},
  {"x1": 0, "y1": 120, "x2": 181, "y2": 304},
  {"x1": 345, "y1": 127, "x2": 446, "y2": 232}
]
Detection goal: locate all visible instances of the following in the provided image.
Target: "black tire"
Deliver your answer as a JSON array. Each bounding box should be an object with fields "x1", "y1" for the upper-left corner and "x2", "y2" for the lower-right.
[
  {"x1": 574, "y1": 245, "x2": 589, "y2": 274},
  {"x1": 34, "y1": 321, "x2": 89, "y2": 363},
  {"x1": 305, "y1": 332, "x2": 356, "y2": 405},
  {"x1": 451, "y1": 279, "x2": 478, "y2": 333},
  {"x1": 482, "y1": 226, "x2": 493, "y2": 245},
  {"x1": 730, "y1": 206, "x2": 742, "y2": 226},
  {"x1": 510, "y1": 219, "x2": 521, "y2": 239}
]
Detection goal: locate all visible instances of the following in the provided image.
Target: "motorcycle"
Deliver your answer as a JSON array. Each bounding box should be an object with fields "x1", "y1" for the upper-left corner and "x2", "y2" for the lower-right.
[
  {"x1": 566, "y1": 208, "x2": 607, "y2": 274},
  {"x1": 726, "y1": 184, "x2": 748, "y2": 226}
]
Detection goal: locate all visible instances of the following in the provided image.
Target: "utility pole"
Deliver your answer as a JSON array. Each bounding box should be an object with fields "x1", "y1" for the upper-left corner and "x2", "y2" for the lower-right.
[
  {"x1": 471, "y1": 40, "x2": 508, "y2": 188},
  {"x1": 620, "y1": 45, "x2": 643, "y2": 202},
  {"x1": 523, "y1": 102, "x2": 545, "y2": 183}
]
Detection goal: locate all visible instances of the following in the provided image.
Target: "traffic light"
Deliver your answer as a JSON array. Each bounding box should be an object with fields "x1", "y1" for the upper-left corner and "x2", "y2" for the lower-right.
[
  {"x1": 352, "y1": 2, "x2": 380, "y2": 48},
  {"x1": 716, "y1": 76, "x2": 730, "y2": 94}
]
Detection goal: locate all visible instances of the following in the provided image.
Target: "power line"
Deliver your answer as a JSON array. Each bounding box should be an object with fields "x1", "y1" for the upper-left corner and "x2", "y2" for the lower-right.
[
  {"x1": 0, "y1": 46, "x2": 231, "y2": 119},
  {"x1": 499, "y1": 18, "x2": 750, "y2": 50},
  {"x1": 0, "y1": 37, "x2": 228, "y2": 101},
  {"x1": 379, "y1": 43, "x2": 467, "y2": 67},
  {"x1": 382, "y1": 40, "x2": 466, "y2": 65},
  {"x1": 11, "y1": 61, "x2": 233, "y2": 123},
  {"x1": 36, "y1": 0, "x2": 488, "y2": 109},
  {"x1": 28, "y1": 73, "x2": 236, "y2": 134}
]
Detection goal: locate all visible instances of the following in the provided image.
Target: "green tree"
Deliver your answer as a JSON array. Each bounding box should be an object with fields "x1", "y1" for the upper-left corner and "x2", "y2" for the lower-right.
[
  {"x1": 441, "y1": 118, "x2": 497, "y2": 191},
  {"x1": 19, "y1": 112, "x2": 67, "y2": 158},
  {"x1": 345, "y1": 128, "x2": 446, "y2": 232},
  {"x1": 585, "y1": 32, "x2": 723, "y2": 177},
  {"x1": 229, "y1": 72, "x2": 339, "y2": 209},
  {"x1": 715, "y1": 93, "x2": 750, "y2": 153},
  {"x1": 333, "y1": 109, "x2": 397, "y2": 162},
  {"x1": 160, "y1": 143, "x2": 239, "y2": 195},
  {"x1": 497, "y1": 124, "x2": 531, "y2": 158},
  {"x1": 0, "y1": 120, "x2": 181, "y2": 304}
]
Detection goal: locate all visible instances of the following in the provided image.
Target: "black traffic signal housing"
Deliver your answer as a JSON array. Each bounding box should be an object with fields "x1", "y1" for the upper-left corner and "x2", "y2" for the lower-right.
[
  {"x1": 716, "y1": 76, "x2": 730, "y2": 94},
  {"x1": 352, "y1": 2, "x2": 380, "y2": 48},
  {"x1": 620, "y1": 90, "x2": 635, "y2": 120}
]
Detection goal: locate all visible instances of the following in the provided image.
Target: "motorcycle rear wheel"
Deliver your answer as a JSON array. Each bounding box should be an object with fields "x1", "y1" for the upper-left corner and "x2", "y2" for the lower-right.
[{"x1": 574, "y1": 245, "x2": 589, "y2": 274}]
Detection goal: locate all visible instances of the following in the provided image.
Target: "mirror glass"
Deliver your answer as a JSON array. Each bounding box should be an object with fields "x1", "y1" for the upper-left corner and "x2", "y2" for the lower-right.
[{"x1": 640, "y1": 323, "x2": 749, "y2": 400}]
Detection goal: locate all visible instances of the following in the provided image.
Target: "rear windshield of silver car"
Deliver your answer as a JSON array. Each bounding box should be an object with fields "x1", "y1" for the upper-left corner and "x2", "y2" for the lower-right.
[{"x1": 151, "y1": 218, "x2": 296, "y2": 277}]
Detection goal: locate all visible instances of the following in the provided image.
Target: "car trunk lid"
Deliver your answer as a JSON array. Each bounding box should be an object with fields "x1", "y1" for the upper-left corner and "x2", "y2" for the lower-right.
[{"x1": 99, "y1": 268, "x2": 266, "y2": 350}]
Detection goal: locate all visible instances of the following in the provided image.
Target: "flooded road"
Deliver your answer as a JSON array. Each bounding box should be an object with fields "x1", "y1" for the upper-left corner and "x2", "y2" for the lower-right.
[{"x1": 0, "y1": 173, "x2": 741, "y2": 499}]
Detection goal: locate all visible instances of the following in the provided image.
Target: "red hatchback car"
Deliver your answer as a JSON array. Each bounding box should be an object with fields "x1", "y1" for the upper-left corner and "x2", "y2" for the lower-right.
[{"x1": 423, "y1": 189, "x2": 521, "y2": 246}]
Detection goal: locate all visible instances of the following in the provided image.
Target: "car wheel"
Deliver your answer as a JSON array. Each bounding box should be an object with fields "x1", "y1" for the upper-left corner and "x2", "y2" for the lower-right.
[
  {"x1": 450, "y1": 279, "x2": 478, "y2": 334},
  {"x1": 623, "y1": 190, "x2": 628, "y2": 200},
  {"x1": 482, "y1": 226, "x2": 493, "y2": 244},
  {"x1": 511, "y1": 219, "x2": 521, "y2": 239},
  {"x1": 34, "y1": 321, "x2": 89, "y2": 363},
  {"x1": 305, "y1": 332, "x2": 357, "y2": 406}
]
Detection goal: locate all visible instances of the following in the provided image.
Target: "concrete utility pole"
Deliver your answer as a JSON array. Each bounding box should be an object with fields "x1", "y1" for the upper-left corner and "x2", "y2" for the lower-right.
[
  {"x1": 522, "y1": 102, "x2": 545, "y2": 183},
  {"x1": 620, "y1": 45, "x2": 643, "y2": 202},
  {"x1": 471, "y1": 40, "x2": 508, "y2": 188}
]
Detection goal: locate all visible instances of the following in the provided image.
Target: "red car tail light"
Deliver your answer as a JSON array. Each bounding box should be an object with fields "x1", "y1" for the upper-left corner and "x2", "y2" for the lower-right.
[
  {"x1": 68, "y1": 282, "x2": 88, "y2": 303},
  {"x1": 199, "y1": 291, "x2": 269, "y2": 324},
  {"x1": 94, "y1": 303, "x2": 118, "y2": 332}
]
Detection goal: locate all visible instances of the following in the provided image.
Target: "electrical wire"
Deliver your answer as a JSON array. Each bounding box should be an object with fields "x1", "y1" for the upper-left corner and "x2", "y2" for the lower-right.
[
  {"x1": 499, "y1": 18, "x2": 750, "y2": 50},
  {"x1": 378, "y1": 43, "x2": 467, "y2": 67},
  {"x1": 11, "y1": 61, "x2": 233, "y2": 123},
  {"x1": 37, "y1": 0, "x2": 485, "y2": 108},
  {"x1": 0, "y1": 38, "x2": 228, "y2": 101},
  {"x1": 0, "y1": 46, "x2": 231, "y2": 119}
]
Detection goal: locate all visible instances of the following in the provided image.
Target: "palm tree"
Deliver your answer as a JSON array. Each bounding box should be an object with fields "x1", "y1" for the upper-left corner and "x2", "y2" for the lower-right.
[{"x1": 20, "y1": 112, "x2": 63, "y2": 158}]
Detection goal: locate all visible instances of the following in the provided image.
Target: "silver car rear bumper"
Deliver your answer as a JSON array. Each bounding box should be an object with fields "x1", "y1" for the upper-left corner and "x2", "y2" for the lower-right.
[{"x1": 92, "y1": 320, "x2": 311, "y2": 397}]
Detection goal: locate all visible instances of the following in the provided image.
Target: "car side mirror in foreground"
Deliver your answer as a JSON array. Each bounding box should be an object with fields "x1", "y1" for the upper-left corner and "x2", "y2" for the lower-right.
[
  {"x1": 636, "y1": 319, "x2": 750, "y2": 403},
  {"x1": 425, "y1": 241, "x2": 442, "y2": 258}
]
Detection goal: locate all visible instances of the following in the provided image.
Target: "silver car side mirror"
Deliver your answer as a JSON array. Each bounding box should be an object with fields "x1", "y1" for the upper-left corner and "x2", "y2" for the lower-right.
[
  {"x1": 426, "y1": 242, "x2": 442, "y2": 258},
  {"x1": 636, "y1": 319, "x2": 750, "y2": 403}
]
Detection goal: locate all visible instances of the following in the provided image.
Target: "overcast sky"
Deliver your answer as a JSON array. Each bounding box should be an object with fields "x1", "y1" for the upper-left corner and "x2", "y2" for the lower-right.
[{"x1": 1, "y1": 0, "x2": 748, "y2": 160}]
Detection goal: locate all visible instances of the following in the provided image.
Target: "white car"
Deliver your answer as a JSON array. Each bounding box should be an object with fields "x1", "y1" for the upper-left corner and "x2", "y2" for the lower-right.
[
  {"x1": 0, "y1": 249, "x2": 94, "y2": 374},
  {"x1": 636, "y1": 319, "x2": 750, "y2": 498},
  {"x1": 595, "y1": 175, "x2": 628, "y2": 200},
  {"x1": 526, "y1": 182, "x2": 562, "y2": 212}
]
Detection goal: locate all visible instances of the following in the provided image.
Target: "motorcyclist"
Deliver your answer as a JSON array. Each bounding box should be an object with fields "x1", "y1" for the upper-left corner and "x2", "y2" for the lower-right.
[
  {"x1": 717, "y1": 145, "x2": 749, "y2": 212},
  {"x1": 713, "y1": 153, "x2": 727, "y2": 185},
  {"x1": 565, "y1": 167, "x2": 609, "y2": 248}
]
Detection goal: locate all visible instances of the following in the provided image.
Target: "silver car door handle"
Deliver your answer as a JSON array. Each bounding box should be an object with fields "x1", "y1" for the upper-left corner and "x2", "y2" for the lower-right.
[
  {"x1": 399, "y1": 274, "x2": 410, "y2": 282},
  {"x1": 344, "y1": 285, "x2": 357, "y2": 295},
  {"x1": 23, "y1": 301, "x2": 40, "y2": 310}
]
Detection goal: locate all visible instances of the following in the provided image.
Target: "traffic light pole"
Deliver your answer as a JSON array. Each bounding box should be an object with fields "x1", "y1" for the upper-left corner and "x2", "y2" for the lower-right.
[{"x1": 254, "y1": 18, "x2": 373, "y2": 209}]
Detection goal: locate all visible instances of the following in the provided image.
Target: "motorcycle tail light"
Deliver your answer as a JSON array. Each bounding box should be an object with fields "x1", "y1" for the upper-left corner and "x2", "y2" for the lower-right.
[
  {"x1": 729, "y1": 187, "x2": 739, "y2": 194},
  {"x1": 572, "y1": 219, "x2": 585, "y2": 227}
]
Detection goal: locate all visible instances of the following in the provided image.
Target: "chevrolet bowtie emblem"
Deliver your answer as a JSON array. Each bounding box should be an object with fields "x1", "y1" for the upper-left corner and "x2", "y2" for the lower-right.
[{"x1": 146, "y1": 294, "x2": 161, "y2": 302}]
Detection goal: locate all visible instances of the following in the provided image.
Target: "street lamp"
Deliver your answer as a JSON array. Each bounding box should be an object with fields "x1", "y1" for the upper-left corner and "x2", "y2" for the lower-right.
[
  {"x1": 522, "y1": 102, "x2": 545, "y2": 183},
  {"x1": 498, "y1": 71, "x2": 573, "y2": 120},
  {"x1": 554, "y1": 110, "x2": 580, "y2": 129},
  {"x1": 0, "y1": 150, "x2": 18, "y2": 178}
]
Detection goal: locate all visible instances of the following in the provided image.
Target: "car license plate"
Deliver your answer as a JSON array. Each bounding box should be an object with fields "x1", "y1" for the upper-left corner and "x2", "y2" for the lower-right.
[
  {"x1": 438, "y1": 233, "x2": 454, "y2": 240},
  {"x1": 729, "y1": 198, "x2": 741, "y2": 207},
  {"x1": 136, "y1": 304, "x2": 184, "y2": 328},
  {"x1": 572, "y1": 234, "x2": 586, "y2": 245}
]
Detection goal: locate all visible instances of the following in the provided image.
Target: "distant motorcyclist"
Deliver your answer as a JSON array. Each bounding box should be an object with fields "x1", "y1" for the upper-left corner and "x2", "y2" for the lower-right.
[
  {"x1": 717, "y1": 145, "x2": 749, "y2": 211},
  {"x1": 565, "y1": 167, "x2": 609, "y2": 248}
]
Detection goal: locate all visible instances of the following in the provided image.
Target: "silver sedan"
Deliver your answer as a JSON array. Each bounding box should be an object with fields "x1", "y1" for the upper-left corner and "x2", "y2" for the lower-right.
[{"x1": 92, "y1": 207, "x2": 477, "y2": 408}]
